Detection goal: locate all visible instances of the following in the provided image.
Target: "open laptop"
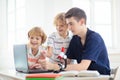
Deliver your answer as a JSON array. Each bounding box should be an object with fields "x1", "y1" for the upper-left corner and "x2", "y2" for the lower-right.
[{"x1": 13, "y1": 44, "x2": 54, "y2": 73}]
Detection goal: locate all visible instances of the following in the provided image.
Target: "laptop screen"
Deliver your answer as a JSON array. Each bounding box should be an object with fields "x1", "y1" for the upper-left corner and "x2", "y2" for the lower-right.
[{"x1": 13, "y1": 44, "x2": 29, "y2": 72}]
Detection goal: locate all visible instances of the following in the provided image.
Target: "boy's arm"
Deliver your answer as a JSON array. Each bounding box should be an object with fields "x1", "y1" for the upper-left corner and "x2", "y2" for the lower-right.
[
  {"x1": 44, "y1": 59, "x2": 91, "y2": 71},
  {"x1": 39, "y1": 54, "x2": 91, "y2": 71},
  {"x1": 46, "y1": 46, "x2": 53, "y2": 58},
  {"x1": 65, "y1": 60, "x2": 91, "y2": 71}
]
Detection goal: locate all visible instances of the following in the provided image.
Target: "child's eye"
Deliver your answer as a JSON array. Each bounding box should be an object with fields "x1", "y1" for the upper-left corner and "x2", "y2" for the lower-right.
[
  {"x1": 36, "y1": 38, "x2": 39, "y2": 40},
  {"x1": 36, "y1": 37, "x2": 41, "y2": 40},
  {"x1": 30, "y1": 37, "x2": 34, "y2": 39}
]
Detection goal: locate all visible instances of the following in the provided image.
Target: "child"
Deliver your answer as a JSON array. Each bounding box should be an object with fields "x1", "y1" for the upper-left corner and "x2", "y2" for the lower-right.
[
  {"x1": 27, "y1": 26, "x2": 47, "y2": 69},
  {"x1": 47, "y1": 12, "x2": 72, "y2": 63}
]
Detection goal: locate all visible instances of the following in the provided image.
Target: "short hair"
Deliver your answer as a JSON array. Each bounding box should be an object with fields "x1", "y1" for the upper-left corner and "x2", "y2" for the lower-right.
[
  {"x1": 54, "y1": 12, "x2": 66, "y2": 26},
  {"x1": 28, "y1": 26, "x2": 47, "y2": 44},
  {"x1": 65, "y1": 7, "x2": 87, "y2": 24}
]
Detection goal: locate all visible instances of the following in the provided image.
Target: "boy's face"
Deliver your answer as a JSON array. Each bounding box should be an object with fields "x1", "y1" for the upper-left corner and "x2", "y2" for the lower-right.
[
  {"x1": 66, "y1": 17, "x2": 83, "y2": 35},
  {"x1": 56, "y1": 22, "x2": 68, "y2": 36},
  {"x1": 29, "y1": 35, "x2": 42, "y2": 49}
]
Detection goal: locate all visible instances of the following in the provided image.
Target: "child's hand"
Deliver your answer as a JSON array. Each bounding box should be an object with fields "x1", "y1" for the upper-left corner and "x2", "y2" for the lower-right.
[
  {"x1": 34, "y1": 63, "x2": 43, "y2": 69},
  {"x1": 29, "y1": 63, "x2": 43, "y2": 69},
  {"x1": 38, "y1": 59, "x2": 54, "y2": 70},
  {"x1": 39, "y1": 50, "x2": 47, "y2": 59}
]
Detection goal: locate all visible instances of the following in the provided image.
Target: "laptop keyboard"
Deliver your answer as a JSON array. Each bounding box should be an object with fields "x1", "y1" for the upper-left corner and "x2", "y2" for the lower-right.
[{"x1": 28, "y1": 69, "x2": 54, "y2": 73}]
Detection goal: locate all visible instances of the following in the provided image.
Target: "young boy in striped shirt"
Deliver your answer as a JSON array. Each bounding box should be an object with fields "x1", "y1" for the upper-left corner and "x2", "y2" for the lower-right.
[{"x1": 47, "y1": 12, "x2": 72, "y2": 63}]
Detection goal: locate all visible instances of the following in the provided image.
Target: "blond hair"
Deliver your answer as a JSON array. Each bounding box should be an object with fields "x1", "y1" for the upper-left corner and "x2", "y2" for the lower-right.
[
  {"x1": 28, "y1": 26, "x2": 47, "y2": 44},
  {"x1": 54, "y1": 12, "x2": 66, "y2": 26}
]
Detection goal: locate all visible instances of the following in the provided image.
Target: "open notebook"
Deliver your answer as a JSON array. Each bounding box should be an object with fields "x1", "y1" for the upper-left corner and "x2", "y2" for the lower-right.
[
  {"x1": 13, "y1": 44, "x2": 53, "y2": 73},
  {"x1": 59, "y1": 70, "x2": 100, "y2": 77}
]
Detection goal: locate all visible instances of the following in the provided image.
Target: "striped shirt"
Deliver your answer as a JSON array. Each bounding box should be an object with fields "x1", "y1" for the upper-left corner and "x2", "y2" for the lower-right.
[
  {"x1": 47, "y1": 32, "x2": 72, "y2": 61},
  {"x1": 27, "y1": 46, "x2": 45, "y2": 67}
]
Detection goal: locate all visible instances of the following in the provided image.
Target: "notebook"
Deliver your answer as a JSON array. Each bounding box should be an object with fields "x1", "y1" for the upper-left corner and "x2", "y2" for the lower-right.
[
  {"x1": 59, "y1": 70, "x2": 100, "y2": 77},
  {"x1": 13, "y1": 44, "x2": 54, "y2": 73}
]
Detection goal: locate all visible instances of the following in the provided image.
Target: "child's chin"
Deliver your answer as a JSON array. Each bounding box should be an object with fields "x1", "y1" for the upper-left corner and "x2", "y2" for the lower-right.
[{"x1": 32, "y1": 46, "x2": 38, "y2": 49}]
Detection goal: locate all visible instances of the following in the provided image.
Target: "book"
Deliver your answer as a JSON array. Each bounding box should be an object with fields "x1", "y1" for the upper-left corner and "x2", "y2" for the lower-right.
[
  {"x1": 26, "y1": 73, "x2": 63, "y2": 80},
  {"x1": 59, "y1": 70, "x2": 100, "y2": 77}
]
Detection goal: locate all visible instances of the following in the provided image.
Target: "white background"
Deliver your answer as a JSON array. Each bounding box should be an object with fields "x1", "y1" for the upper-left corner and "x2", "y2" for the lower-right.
[{"x1": 0, "y1": 0, "x2": 120, "y2": 69}]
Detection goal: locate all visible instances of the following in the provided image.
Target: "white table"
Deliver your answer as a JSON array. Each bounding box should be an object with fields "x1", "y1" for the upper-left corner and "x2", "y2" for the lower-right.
[{"x1": 0, "y1": 69, "x2": 112, "y2": 80}]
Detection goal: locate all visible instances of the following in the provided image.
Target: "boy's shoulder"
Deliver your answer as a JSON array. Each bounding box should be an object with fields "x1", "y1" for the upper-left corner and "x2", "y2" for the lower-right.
[{"x1": 48, "y1": 32, "x2": 58, "y2": 38}]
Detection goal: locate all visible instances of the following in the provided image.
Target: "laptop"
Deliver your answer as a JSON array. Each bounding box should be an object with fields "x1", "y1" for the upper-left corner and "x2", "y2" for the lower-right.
[{"x1": 13, "y1": 44, "x2": 54, "y2": 73}]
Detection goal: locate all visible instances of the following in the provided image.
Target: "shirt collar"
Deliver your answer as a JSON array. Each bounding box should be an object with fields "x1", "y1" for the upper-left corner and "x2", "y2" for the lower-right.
[
  {"x1": 28, "y1": 46, "x2": 41, "y2": 57},
  {"x1": 55, "y1": 31, "x2": 71, "y2": 39}
]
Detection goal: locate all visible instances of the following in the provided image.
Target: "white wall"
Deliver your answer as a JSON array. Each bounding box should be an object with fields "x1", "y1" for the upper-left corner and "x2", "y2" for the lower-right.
[
  {"x1": 109, "y1": 0, "x2": 120, "y2": 69},
  {"x1": 0, "y1": 0, "x2": 9, "y2": 69},
  {"x1": 109, "y1": 53, "x2": 120, "y2": 68},
  {"x1": 25, "y1": 0, "x2": 72, "y2": 36},
  {"x1": 111, "y1": 0, "x2": 120, "y2": 49},
  {"x1": 108, "y1": 0, "x2": 120, "y2": 69},
  {"x1": 115, "y1": 0, "x2": 120, "y2": 49},
  {"x1": 25, "y1": 0, "x2": 44, "y2": 28}
]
